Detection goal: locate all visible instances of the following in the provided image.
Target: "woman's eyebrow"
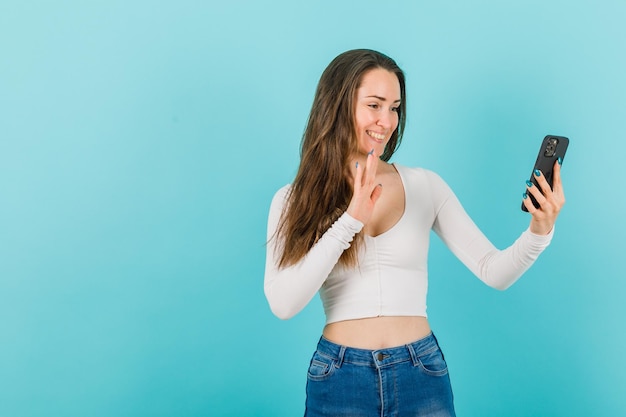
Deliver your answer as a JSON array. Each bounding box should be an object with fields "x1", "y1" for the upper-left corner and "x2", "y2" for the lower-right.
[{"x1": 365, "y1": 95, "x2": 402, "y2": 103}]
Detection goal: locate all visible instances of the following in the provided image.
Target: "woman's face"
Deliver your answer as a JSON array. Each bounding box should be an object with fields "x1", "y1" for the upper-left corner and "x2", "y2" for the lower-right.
[{"x1": 353, "y1": 68, "x2": 401, "y2": 157}]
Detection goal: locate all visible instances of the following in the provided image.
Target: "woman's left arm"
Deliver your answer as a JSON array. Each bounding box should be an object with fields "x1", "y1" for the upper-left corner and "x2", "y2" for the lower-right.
[{"x1": 429, "y1": 161, "x2": 565, "y2": 290}]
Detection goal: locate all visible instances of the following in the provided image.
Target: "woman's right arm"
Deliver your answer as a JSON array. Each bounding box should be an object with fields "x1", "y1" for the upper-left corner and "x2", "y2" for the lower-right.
[
  {"x1": 264, "y1": 185, "x2": 363, "y2": 319},
  {"x1": 264, "y1": 152, "x2": 380, "y2": 319}
]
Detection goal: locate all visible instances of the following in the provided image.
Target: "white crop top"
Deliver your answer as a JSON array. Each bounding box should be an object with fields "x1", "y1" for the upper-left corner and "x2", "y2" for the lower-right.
[{"x1": 264, "y1": 164, "x2": 553, "y2": 323}]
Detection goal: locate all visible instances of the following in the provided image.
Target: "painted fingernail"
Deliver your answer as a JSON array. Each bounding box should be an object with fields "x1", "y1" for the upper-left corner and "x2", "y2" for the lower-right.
[
  {"x1": 356, "y1": 161, "x2": 359, "y2": 168},
  {"x1": 534, "y1": 169, "x2": 541, "y2": 177},
  {"x1": 526, "y1": 180, "x2": 533, "y2": 187},
  {"x1": 368, "y1": 149, "x2": 374, "y2": 156},
  {"x1": 378, "y1": 183, "x2": 383, "y2": 187},
  {"x1": 557, "y1": 157, "x2": 563, "y2": 165},
  {"x1": 523, "y1": 192, "x2": 528, "y2": 199}
]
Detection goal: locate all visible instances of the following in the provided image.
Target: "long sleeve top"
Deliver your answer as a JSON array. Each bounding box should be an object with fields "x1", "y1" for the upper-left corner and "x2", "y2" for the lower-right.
[{"x1": 264, "y1": 164, "x2": 553, "y2": 323}]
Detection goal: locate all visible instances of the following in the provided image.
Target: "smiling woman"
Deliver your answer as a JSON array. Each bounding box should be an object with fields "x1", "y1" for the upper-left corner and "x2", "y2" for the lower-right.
[
  {"x1": 271, "y1": 50, "x2": 407, "y2": 273},
  {"x1": 352, "y1": 68, "x2": 404, "y2": 238},
  {"x1": 354, "y1": 68, "x2": 402, "y2": 157},
  {"x1": 263, "y1": 49, "x2": 565, "y2": 416}
]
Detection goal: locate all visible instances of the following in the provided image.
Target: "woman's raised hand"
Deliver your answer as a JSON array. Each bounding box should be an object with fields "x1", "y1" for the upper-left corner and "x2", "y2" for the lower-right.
[
  {"x1": 523, "y1": 159, "x2": 566, "y2": 235},
  {"x1": 346, "y1": 150, "x2": 383, "y2": 225}
]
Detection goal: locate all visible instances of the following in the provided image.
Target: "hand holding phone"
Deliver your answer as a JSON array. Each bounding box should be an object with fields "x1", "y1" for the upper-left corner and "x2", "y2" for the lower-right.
[{"x1": 522, "y1": 135, "x2": 569, "y2": 212}]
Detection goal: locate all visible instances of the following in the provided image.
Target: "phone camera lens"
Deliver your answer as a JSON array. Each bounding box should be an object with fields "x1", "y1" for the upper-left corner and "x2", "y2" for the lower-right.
[{"x1": 544, "y1": 138, "x2": 558, "y2": 157}]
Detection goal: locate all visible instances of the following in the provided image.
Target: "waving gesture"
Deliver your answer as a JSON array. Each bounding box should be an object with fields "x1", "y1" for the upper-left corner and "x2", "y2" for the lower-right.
[{"x1": 347, "y1": 150, "x2": 383, "y2": 225}]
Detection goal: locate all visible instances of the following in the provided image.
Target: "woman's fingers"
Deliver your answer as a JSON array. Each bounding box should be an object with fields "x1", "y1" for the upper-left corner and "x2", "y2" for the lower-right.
[
  {"x1": 522, "y1": 193, "x2": 538, "y2": 214},
  {"x1": 354, "y1": 159, "x2": 364, "y2": 188},
  {"x1": 525, "y1": 162, "x2": 565, "y2": 235},
  {"x1": 370, "y1": 183, "x2": 383, "y2": 205},
  {"x1": 533, "y1": 169, "x2": 553, "y2": 198},
  {"x1": 356, "y1": 149, "x2": 378, "y2": 192},
  {"x1": 551, "y1": 160, "x2": 565, "y2": 202},
  {"x1": 347, "y1": 150, "x2": 381, "y2": 224},
  {"x1": 552, "y1": 159, "x2": 562, "y2": 188},
  {"x1": 527, "y1": 166, "x2": 564, "y2": 210},
  {"x1": 526, "y1": 174, "x2": 549, "y2": 207},
  {"x1": 364, "y1": 149, "x2": 377, "y2": 187}
]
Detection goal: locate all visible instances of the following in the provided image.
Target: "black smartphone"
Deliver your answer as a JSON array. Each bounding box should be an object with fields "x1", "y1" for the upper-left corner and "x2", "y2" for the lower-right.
[{"x1": 521, "y1": 135, "x2": 569, "y2": 212}]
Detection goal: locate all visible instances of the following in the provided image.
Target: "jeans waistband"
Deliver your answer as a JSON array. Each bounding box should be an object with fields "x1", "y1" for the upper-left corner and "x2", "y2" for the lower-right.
[{"x1": 316, "y1": 332, "x2": 441, "y2": 368}]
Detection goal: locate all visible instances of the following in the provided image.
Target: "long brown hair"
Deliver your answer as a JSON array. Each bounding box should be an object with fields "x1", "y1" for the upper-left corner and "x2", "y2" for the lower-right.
[{"x1": 275, "y1": 49, "x2": 406, "y2": 268}]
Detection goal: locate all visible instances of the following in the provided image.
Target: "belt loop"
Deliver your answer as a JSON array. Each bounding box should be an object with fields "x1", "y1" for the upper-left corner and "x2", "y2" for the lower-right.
[
  {"x1": 336, "y1": 345, "x2": 346, "y2": 368},
  {"x1": 430, "y1": 332, "x2": 445, "y2": 361},
  {"x1": 407, "y1": 342, "x2": 419, "y2": 367}
]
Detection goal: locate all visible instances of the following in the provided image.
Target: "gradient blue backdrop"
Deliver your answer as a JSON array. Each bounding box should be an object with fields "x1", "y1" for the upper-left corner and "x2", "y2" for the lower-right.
[{"x1": 1, "y1": 1, "x2": 624, "y2": 416}]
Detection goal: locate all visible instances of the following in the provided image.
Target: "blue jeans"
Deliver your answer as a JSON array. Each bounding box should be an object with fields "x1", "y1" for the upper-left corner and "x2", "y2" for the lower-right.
[{"x1": 305, "y1": 332, "x2": 456, "y2": 417}]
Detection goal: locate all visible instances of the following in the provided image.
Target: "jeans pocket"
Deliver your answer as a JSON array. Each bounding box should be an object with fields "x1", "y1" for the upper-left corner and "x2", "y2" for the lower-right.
[
  {"x1": 417, "y1": 346, "x2": 449, "y2": 377},
  {"x1": 307, "y1": 351, "x2": 337, "y2": 381}
]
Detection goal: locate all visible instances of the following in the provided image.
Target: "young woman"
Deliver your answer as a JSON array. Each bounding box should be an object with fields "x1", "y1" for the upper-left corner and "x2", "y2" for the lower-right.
[{"x1": 264, "y1": 49, "x2": 564, "y2": 416}]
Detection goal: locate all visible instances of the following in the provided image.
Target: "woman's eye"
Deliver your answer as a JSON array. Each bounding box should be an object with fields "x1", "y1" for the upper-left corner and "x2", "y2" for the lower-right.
[
  {"x1": 391, "y1": 107, "x2": 399, "y2": 112},
  {"x1": 368, "y1": 104, "x2": 379, "y2": 109}
]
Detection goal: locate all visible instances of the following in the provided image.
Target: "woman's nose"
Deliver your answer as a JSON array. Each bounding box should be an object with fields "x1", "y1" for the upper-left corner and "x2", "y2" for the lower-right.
[{"x1": 377, "y1": 111, "x2": 393, "y2": 129}]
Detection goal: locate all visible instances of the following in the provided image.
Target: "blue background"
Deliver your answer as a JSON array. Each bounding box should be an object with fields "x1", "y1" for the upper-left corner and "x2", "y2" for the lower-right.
[{"x1": 1, "y1": 1, "x2": 624, "y2": 416}]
